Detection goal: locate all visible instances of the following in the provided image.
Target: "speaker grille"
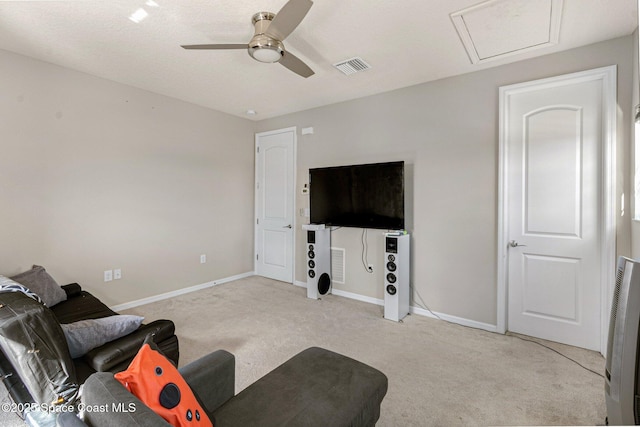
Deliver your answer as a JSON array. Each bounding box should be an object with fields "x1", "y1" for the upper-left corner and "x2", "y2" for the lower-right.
[
  {"x1": 611, "y1": 266, "x2": 624, "y2": 326},
  {"x1": 606, "y1": 264, "x2": 625, "y2": 363}
]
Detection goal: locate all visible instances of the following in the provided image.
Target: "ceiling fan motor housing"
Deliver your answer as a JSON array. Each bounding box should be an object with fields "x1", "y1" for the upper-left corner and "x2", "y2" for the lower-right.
[{"x1": 249, "y1": 12, "x2": 284, "y2": 63}]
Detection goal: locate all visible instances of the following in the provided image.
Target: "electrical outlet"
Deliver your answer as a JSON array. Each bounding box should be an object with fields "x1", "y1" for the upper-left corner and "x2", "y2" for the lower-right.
[
  {"x1": 114, "y1": 269, "x2": 122, "y2": 280},
  {"x1": 104, "y1": 270, "x2": 113, "y2": 282},
  {"x1": 200, "y1": 254, "x2": 207, "y2": 264}
]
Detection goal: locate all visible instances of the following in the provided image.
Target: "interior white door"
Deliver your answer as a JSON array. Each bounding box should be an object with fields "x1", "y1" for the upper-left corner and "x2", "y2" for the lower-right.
[
  {"x1": 255, "y1": 128, "x2": 295, "y2": 283},
  {"x1": 504, "y1": 69, "x2": 613, "y2": 351}
]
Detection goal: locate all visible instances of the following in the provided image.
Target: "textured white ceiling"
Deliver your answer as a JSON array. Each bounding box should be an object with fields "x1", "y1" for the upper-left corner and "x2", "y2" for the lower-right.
[{"x1": 0, "y1": 0, "x2": 636, "y2": 120}]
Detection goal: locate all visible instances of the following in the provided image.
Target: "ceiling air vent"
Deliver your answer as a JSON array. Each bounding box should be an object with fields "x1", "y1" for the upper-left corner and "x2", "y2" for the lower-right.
[{"x1": 333, "y1": 57, "x2": 371, "y2": 76}]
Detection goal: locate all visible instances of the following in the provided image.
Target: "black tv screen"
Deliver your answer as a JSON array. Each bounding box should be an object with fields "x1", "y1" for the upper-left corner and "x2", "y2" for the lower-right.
[{"x1": 309, "y1": 161, "x2": 404, "y2": 230}]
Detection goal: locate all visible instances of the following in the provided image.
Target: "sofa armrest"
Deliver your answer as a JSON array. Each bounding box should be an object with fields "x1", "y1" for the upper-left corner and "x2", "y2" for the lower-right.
[
  {"x1": 180, "y1": 350, "x2": 235, "y2": 414},
  {"x1": 83, "y1": 320, "x2": 176, "y2": 372},
  {"x1": 83, "y1": 372, "x2": 171, "y2": 427},
  {"x1": 61, "y1": 283, "x2": 82, "y2": 299}
]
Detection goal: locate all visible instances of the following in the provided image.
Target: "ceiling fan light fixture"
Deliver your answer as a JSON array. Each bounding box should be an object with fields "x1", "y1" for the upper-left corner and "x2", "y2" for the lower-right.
[
  {"x1": 250, "y1": 46, "x2": 283, "y2": 63},
  {"x1": 248, "y1": 37, "x2": 284, "y2": 63}
]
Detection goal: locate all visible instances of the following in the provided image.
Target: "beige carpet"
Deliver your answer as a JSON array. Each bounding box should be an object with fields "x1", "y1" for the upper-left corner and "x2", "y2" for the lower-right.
[{"x1": 0, "y1": 275, "x2": 606, "y2": 426}]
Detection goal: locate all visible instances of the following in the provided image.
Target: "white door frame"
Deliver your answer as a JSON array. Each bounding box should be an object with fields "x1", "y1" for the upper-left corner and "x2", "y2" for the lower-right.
[
  {"x1": 254, "y1": 127, "x2": 297, "y2": 283},
  {"x1": 497, "y1": 65, "x2": 617, "y2": 354}
]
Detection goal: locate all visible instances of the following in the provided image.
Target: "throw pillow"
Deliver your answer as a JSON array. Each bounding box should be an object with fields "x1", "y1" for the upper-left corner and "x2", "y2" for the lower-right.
[
  {"x1": 115, "y1": 337, "x2": 213, "y2": 427},
  {"x1": 61, "y1": 315, "x2": 144, "y2": 358},
  {"x1": 0, "y1": 275, "x2": 44, "y2": 304},
  {"x1": 10, "y1": 265, "x2": 67, "y2": 307}
]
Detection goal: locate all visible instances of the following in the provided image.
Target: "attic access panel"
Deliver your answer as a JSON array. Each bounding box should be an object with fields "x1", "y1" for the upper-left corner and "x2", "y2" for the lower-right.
[{"x1": 450, "y1": 0, "x2": 563, "y2": 64}]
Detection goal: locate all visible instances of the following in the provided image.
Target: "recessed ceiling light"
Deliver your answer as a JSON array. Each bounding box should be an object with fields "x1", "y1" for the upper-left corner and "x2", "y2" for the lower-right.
[
  {"x1": 246, "y1": 110, "x2": 257, "y2": 116},
  {"x1": 145, "y1": 0, "x2": 159, "y2": 7},
  {"x1": 129, "y1": 8, "x2": 148, "y2": 23}
]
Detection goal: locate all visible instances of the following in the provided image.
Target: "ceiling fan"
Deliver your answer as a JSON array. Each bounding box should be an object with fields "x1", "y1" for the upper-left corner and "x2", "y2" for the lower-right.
[{"x1": 181, "y1": 0, "x2": 315, "y2": 78}]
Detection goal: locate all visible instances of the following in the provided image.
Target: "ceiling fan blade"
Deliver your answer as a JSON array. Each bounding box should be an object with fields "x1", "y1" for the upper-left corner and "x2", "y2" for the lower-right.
[
  {"x1": 266, "y1": 0, "x2": 313, "y2": 41},
  {"x1": 279, "y1": 51, "x2": 314, "y2": 78},
  {"x1": 181, "y1": 44, "x2": 247, "y2": 50}
]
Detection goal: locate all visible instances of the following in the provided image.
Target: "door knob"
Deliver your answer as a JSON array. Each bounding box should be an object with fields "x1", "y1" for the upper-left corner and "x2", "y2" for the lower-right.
[
  {"x1": 283, "y1": 224, "x2": 292, "y2": 229},
  {"x1": 509, "y1": 240, "x2": 527, "y2": 248}
]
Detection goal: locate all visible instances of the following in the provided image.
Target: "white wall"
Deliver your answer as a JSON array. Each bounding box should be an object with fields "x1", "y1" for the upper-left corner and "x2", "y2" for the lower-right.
[
  {"x1": 256, "y1": 36, "x2": 634, "y2": 326},
  {"x1": 0, "y1": 49, "x2": 256, "y2": 306}
]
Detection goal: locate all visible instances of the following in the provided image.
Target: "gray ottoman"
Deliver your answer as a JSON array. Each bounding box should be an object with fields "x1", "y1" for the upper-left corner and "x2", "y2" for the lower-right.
[{"x1": 212, "y1": 347, "x2": 388, "y2": 427}]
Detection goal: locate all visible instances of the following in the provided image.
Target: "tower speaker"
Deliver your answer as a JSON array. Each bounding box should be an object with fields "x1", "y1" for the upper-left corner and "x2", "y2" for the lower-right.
[
  {"x1": 384, "y1": 234, "x2": 410, "y2": 322},
  {"x1": 305, "y1": 226, "x2": 331, "y2": 299}
]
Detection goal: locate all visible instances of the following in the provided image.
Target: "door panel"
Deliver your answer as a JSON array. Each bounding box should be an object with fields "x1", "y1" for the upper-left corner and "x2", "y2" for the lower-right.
[
  {"x1": 263, "y1": 230, "x2": 287, "y2": 267},
  {"x1": 522, "y1": 254, "x2": 579, "y2": 322},
  {"x1": 264, "y1": 146, "x2": 288, "y2": 219},
  {"x1": 525, "y1": 107, "x2": 582, "y2": 237}
]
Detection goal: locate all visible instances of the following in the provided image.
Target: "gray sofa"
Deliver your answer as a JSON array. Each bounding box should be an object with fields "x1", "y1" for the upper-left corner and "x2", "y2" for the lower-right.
[{"x1": 79, "y1": 346, "x2": 388, "y2": 427}]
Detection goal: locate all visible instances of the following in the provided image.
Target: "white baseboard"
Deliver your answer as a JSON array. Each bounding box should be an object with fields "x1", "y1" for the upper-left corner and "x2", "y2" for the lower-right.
[
  {"x1": 331, "y1": 288, "x2": 384, "y2": 306},
  {"x1": 409, "y1": 306, "x2": 498, "y2": 333},
  {"x1": 111, "y1": 271, "x2": 255, "y2": 312},
  {"x1": 295, "y1": 280, "x2": 498, "y2": 333}
]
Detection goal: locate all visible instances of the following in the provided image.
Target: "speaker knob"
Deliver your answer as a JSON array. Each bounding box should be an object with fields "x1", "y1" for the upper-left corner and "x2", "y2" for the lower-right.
[
  {"x1": 388, "y1": 254, "x2": 395, "y2": 262},
  {"x1": 308, "y1": 260, "x2": 315, "y2": 268},
  {"x1": 387, "y1": 273, "x2": 396, "y2": 284},
  {"x1": 386, "y1": 262, "x2": 396, "y2": 272},
  {"x1": 308, "y1": 250, "x2": 315, "y2": 259},
  {"x1": 309, "y1": 244, "x2": 314, "y2": 251},
  {"x1": 386, "y1": 284, "x2": 397, "y2": 295},
  {"x1": 308, "y1": 270, "x2": 316, "y2": 278}
]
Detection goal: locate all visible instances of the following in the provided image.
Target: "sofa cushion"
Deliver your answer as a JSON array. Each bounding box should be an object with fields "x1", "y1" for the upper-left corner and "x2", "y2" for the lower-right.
[
  {"x1": 84, "y1": 320, "x2": 178, "y2": 372},
  {"x1": 10, "y1": 265, "x2": 67, "y2": 307},
  {"x1": 61, "y1": 315, "x2": 145, "y2": 358},
  {"x1": 115, "y1": 337, "x2": 212, "y2": 427}
]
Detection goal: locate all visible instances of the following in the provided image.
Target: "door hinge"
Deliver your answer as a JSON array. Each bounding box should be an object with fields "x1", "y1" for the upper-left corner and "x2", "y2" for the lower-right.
[
  {"x1": 256, "y1": 254, "x2": 259, "y2": 260},
  {"x1": 256, "y1": 218, "x2": 259, "y2": 225},
  {"x1": 256, "y1": 146, "x2": 260, "y2": 153}
]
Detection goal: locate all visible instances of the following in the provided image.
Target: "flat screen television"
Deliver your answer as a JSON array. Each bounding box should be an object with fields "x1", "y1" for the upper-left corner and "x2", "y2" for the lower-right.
[{"x1": 309, "y1": 161, "x2": 404, "y2": 230}]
